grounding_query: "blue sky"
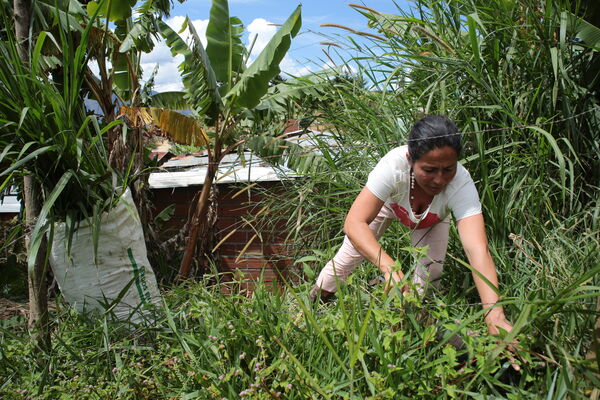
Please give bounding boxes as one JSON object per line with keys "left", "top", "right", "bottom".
{"left": 140, "top": 0, "right": 412, "bottom": 91}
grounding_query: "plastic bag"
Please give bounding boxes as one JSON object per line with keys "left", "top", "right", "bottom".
{"left": 49, "top": 189, "right": 161, "bottom": 324}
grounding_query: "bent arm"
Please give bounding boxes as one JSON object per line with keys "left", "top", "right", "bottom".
{"left": 457, "top": 214, "right": 512, "bottom": 334}
{"left": 344, "top": 187, "right": 403, "bottom": 288}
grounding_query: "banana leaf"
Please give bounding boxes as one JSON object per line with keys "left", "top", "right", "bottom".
{"left": 206, "top": 0, "right": 245, "bottom": 89}
{"left": 158, "top": 18, "right": 221, "bottom": 120}
{"left": 225, "top": 5, "right": 301, "bottom": 109}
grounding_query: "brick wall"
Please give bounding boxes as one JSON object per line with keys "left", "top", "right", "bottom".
{"left": 0, "top": 213, "right": 17, "bottom": 222}
{"left": 151, "top": 182, "right": 296, "bottom": 292}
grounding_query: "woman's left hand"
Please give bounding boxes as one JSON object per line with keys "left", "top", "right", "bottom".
{"left": 485, "top": 308, "right": 521, "bottom": 370}
{"left": 484, "top": 308, "right": 513, "bottom": 335}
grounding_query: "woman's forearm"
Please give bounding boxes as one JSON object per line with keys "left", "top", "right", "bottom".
{"left": 467, "top": 249, "right": 512, "bottom": 333}
{"left": 344, "top": 188, "right": 404, "bottom": 286}
{"left": 344, "top": 220, "right": 404, "bottom": 284}
{"left": 457, "top": 214, "right": 512, "bottom": 333}
{"left": 468, "top": 250, "right": 501, "bottom": 307}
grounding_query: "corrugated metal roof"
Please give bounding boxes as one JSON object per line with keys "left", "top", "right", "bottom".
{"left": 148, "top": 129, "right": 339, "bottom": 189}
{"left": 0, "top": 188, "right": 20, "bottom": 213}
{"left": 1, "top": 129, "right": 339, "bottom": 206}
{"left": 148, "top": 151, "right": 300, "bottom": 189}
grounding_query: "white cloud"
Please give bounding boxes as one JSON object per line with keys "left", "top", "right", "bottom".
{"left": 245, "top": 18, "right": 314, "bottom": 78}
{"left": 280, "top": 55, "right": 313, "bottom": 77}
{"left": 167, "top": 16, "right": 209, "bottom": 47}
{"left": 246, "top": 18, "right": 277, "bottom": 57}
{"left": 141, "top": 56, "right": 184, "bottom": 92}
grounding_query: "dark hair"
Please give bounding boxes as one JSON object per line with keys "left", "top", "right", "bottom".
{"left": 407, "top": 115, "right": 462, "bottom": 161}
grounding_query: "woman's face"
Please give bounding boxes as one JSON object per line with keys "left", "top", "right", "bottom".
{"left": 408, "top": 146, "right": 459, "bottom": 196}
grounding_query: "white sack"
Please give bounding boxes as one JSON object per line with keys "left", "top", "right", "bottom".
{"left": 49, "top": 189, "right": 161, "bottom": 324}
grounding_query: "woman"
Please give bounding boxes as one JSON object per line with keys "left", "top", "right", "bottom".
{"left": 311, "top": 115, "right": 512, "bottom": 335}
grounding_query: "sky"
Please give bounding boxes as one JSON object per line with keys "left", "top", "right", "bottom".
{"left": 140, "top": 0, "right": 413, "bottom": 92}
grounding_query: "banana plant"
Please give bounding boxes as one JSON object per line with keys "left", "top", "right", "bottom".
{"left": 122, "top": 0, "right": 302, "bottom": 280}
{"left": 85, "top": 0, "right": 178, "bottom": 104}
{"left": 79, "top": 0, "right": 187, "bottom": 236}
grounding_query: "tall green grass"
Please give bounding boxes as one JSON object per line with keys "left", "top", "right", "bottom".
{"left": 257, "top": 0, "right": 599, "bottom": 244}
{"left": 0, "top": 7, "right": 136, "bottom": 268}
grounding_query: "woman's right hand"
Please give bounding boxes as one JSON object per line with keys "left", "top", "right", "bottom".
{"left": 383, "top": 269, "right": 406, "bottom": 294}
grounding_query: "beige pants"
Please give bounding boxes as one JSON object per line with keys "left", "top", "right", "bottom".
{"left": 315, "top": 203, "right": 450, "bottom": 294}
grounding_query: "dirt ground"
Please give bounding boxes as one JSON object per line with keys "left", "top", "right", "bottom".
{"left": 0, "top": 298, "right": 28, "bottom": 320}
{"left": 0, "top": 298, "right": 57, "bottom": 320}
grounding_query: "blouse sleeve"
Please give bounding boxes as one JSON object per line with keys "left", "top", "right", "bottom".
{"left": 365, "top": 152, "right": 398, "bottom": 202}
{"left": 447, "top": 167, "right": 482, "bottom": 221}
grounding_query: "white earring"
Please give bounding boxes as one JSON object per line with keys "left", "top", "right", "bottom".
{"left": 410, "top": 170, "right": 415, "bottom": 201}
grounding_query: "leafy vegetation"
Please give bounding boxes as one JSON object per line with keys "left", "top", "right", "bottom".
{"left": 254, "top": 0, "right": 599, "bottom": 244}
{"left": 1, "top": 237, "right": 598, "bottom": 399}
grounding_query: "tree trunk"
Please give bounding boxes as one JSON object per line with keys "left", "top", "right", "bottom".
{"left": 13, "top": 0, "right": 30, "bottom": 61}
{"left": 176, "top": 160, "right": 218, "bottom": 281}
{"left": 23, "top": 176, "right": 50, "bottom": 350}
{"left": 15, "top": 0, "right": 50, "bottom": 351}
{"left": 176, "top": 119, "right": 223, "bottom": 281}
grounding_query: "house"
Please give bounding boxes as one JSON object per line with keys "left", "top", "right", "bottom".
{"left": 148, "top": 149, "right": 302, "bottom": 292}
{"left": 0, "top": 187, "right": 20, "bottom": 264}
